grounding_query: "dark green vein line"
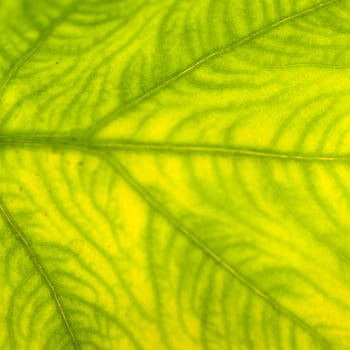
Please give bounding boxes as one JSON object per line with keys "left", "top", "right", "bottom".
{"left": 0, "top": 197, "right": 79, "bottom": 350}
{"left": 87, "top": 0, "right": 339, "bottom": 136}
{"left": 0, "top": 135, "right": 349, "bottom": 163}
{"left": 102, "top": 154, "right": 331, "bottom": 349}
{"left": 60, "top": 293, "right": 143, "bottom": 350}
{"left": 145, "top": 213, "right": 174, "bottom": 350}
{"left": 0, "top": 0, "right": 79, "bottom": 102}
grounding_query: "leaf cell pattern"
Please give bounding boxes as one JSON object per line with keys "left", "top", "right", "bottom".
{"left": 1, "top": 0, "right": 350, "bottom": 349}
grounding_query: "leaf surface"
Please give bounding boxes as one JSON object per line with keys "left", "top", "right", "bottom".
{"left": 1, "top": 0, "right": 350, "bottom": 349}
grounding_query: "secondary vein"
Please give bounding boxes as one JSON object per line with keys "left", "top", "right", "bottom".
{"left": 0, "top": 197, "right": 79, "bottom": 349}
{"left": 87, "top": 0, "right": 339, "bottom": 136}
{"left": 0, "top": 0, "right": 79, "bottom": 101}
{"left": 104, "top": 154, "right": 331, "bottom": 349}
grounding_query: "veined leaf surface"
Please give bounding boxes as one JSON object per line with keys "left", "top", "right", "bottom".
{"left": 1, "top": 0, "right": 350, "bottom": 349}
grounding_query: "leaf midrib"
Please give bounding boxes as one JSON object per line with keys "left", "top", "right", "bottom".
{"left": 0, "top": 135, "right": 348, "bottom": 163}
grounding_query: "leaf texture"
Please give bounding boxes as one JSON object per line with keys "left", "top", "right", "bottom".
{"left": 1, "top": 0, "right": 350, "bottom": 349}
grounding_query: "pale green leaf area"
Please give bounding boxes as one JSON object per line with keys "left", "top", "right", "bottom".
{"left": 1, "top": 0, "right": 350, "bottom": 349}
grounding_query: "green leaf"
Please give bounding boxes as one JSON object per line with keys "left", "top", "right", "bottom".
{"left": 1, "top": 0, "right": 350, "bottom": 348}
